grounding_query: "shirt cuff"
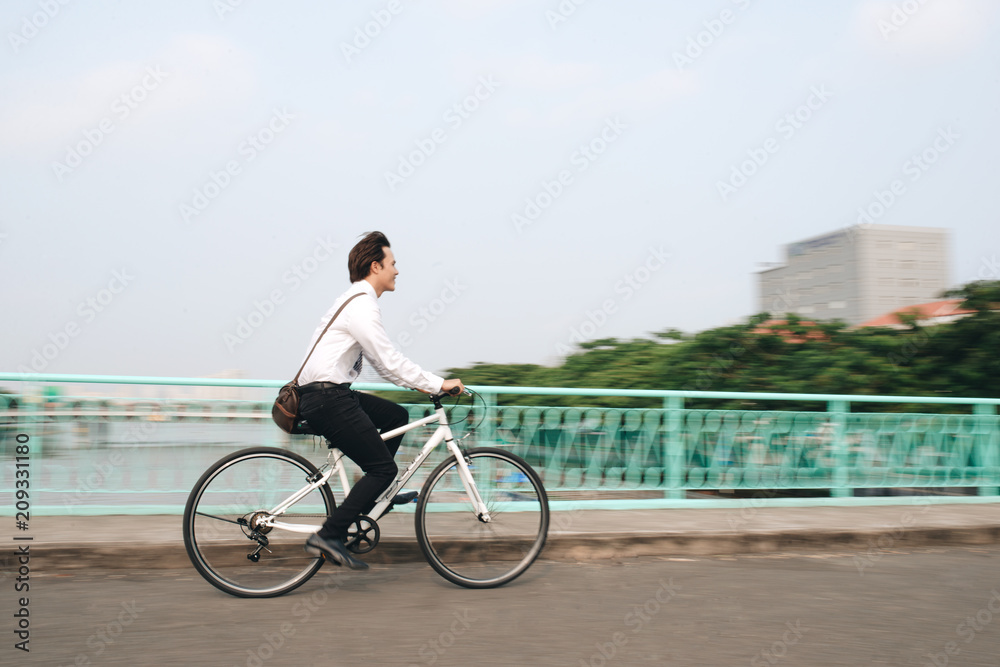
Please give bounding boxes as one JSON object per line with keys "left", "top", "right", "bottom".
{"left": 426, "top": 374, "right": 445, "bottom": 394}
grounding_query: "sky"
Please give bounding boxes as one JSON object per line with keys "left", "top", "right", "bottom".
{"left": 1, "top": 0, "right": 998, "bottom": 383}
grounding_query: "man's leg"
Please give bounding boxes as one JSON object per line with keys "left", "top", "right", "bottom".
{"left": 298, "top": 388, "right": 405, "bottom": 539}
{"left": 355, "top": 392, "right": 415, "bottom": 508}
{"left": 355, "top": 391, "right": 409, "bottom": 458}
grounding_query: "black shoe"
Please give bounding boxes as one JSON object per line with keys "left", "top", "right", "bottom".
{"left": 305, "top": 533, "right": 369, "bottom": 570}
{"left": 383, "top": 491, "right": 418, "bottom": 516}
{"left": 391, "top": 491, "right": 418, "bottom": 505}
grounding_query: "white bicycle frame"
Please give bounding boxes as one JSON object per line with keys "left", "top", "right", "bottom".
{"left": 260, "top": 402, "right": 489, "bottom": 534}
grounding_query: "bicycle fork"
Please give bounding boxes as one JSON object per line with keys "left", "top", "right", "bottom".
{"left": 446, "top": 437, "right": 491, "bottom": 522}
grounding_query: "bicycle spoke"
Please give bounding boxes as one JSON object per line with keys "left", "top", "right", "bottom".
{"left": 194, "top": 511, "right": 243, "bottom": 525}
{"left": 183, "top": 448, "right": 334, "bottom": 598}
{"left": 416, "top": 448, "right": 549, "bottom": 588}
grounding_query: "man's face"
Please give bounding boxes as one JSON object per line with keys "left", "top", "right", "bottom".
{"left": 371, "top": 247, "right": 398, "bottom": 294}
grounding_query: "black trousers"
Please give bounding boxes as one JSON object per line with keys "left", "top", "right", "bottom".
{"left": 297, "top": 385, "right": 408, "bottom": 539}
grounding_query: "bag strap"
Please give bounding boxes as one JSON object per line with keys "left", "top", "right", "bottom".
{"left": 292, "top": 292, "right": 365, "bottom": 384}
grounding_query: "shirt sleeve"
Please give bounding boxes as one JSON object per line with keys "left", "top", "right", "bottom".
{"left": 347, "top": 295, "right": 445, "bottom": 393}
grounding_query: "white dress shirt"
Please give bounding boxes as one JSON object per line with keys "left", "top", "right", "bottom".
{"left": 297, "top": 280, "right": 444, "bottom": 393}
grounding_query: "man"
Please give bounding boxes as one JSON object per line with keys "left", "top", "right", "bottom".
{"left": 297, "top": 231, "right": 464, "bottom": 570}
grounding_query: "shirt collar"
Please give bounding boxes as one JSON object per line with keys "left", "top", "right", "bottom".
{"left": 352, "top": 280, "right": 377, "bottom": 299}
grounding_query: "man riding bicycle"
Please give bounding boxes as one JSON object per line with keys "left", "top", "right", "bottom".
{"left": 297, "top": 231, "right": 464, "bottom": 570}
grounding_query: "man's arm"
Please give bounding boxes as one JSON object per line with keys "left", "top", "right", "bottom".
{"left": 348, "top": 296, "right": 448, "bottom": 393}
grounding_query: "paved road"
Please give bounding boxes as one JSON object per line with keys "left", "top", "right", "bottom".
{"left": 12, "top": 547, "right": 1000, "bottom": 667}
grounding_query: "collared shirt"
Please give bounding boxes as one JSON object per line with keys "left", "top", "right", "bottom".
{"left": 298, "top": 280, "right": 444, "bottom": 393}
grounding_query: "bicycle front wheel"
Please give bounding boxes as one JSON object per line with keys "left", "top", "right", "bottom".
{"left": 415, "top": 447, "right": 549, "bottom": 588}
{"left": 183, "top": 447, "right": 335, "bottom": 598}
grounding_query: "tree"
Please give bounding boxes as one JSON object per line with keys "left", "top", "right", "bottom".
{"left": 443, "top": 280, "right": 1000, "bottom": 407}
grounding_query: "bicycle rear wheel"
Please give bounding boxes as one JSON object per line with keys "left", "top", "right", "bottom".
{"left": 415, "top": 447, "right": 549, "bottom": 588}
{"left": 183, "top": 447, "right": 334, "bottom": 598}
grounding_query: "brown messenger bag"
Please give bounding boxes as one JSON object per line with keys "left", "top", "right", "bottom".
{"left": 271, "top": 292, "right": 364, "bottom": 434}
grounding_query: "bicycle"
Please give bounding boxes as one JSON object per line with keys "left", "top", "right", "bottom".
{"left": 182, "top": 388, "right": 549, "bottom": 598}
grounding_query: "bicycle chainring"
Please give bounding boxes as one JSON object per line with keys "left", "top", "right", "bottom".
{"left": 344, "top": 515, "right": 379, "bottom": 554}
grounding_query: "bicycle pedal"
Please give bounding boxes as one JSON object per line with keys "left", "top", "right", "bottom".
{"left": 391, "top": 491, "right": 418, "bottom": 505}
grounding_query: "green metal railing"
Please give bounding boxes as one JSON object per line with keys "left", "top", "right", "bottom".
{"left": 1, "top": 372, "right": 998, "bottom": 514}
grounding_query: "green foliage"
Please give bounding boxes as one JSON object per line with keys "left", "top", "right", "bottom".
{"left": 446, "top": 280, "right": 1000, "bottom": 409}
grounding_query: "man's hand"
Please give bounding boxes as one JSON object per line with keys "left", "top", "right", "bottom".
{"left": 441, "top": 378, "right": 465, "bottom": 395}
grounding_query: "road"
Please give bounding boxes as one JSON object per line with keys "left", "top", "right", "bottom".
{"left": 11, "top": 546, "right": 1000, "bottom": 667}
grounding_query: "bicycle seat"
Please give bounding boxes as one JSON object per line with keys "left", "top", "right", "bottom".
{"left": 294, "top": 419, "right": 319, "bottom": 436}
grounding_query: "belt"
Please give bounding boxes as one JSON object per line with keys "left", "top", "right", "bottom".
{"left": 299, "top": 381, "right": 351, "bottom": 394}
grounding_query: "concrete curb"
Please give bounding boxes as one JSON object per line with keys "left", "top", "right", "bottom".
{"left": 31, "top": 525, "right": 1000, "bottom": 572}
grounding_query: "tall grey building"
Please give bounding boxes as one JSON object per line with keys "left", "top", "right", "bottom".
{"left": 757, "top": 224, "right": 950, "bottom": 326}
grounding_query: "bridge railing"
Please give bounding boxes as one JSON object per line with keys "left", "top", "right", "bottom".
{"left": 1, "top": 373, "right": 998, "bottom": 514}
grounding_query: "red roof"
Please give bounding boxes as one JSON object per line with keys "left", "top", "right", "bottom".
{"left": 858, "top": 299, "right": 974, "bottom": 328}
{"left": 752, "top": 319, "right": 827, "bottom": 343}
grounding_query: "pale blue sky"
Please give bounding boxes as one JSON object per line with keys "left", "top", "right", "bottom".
{"left": 2, "top": 0, "right": 998, "bottom": 381}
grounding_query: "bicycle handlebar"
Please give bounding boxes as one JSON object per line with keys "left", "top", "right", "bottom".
{"left": 429, "top": 386, "right": 472, "bottom": 401}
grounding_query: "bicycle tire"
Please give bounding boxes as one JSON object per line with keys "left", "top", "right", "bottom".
{"left": 183, "top": 446, "right": 335, "bottom": 598}
{"left": 415, "top": 447, "right": 549, "bottom": 588}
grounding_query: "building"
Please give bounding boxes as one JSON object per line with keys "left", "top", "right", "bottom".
{"left": 757, "top": 224, "right": 950, "bottom": 326}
